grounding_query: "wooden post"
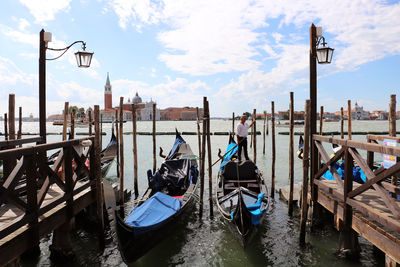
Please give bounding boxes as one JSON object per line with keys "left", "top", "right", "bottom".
{"left": 196, "top": 107, "right": 201, "bottom": 161}
{"left": 93, "top": 105, "right": 105, "bottom": 248}
{"left": 100, "top": 114, "right": 103, "bottom": 148}
{"left": 88, "top": 109, "right": 92, "bottom": 137}
{"left": 389, "top": 94, "right": 397, "bottom": 196}
{"left": 63, "top": 102, "right": 69, "bottom": 141}
{"left": 232, "top": 112, "right": 235, "bottom": 134}
{"left": 70, "top": 109, "right": 75, "bottom": 139}
{"left": 253, "top": 109, "right": 257, "bottom": 164}
{"left": 9, "top": 94, "right": 15, "bottom": 140}
{"left": 263, "top": 111, "right": 266, "bottom": 155}
{"left": 18, "top": 107, "right": 22, "bottom": 140}
{"left": 119, "top": 97, "right": 124, "bottom": 204}
{"left": 299, "top": 99, "right": 311, "bottom": 244}
{"left": 206, "top": 100, "right": 213, "bottom": 217}
{"left": 4, "top": 113, "right": 8, "bottom": 141}
{"left": 340, "top": 107, "right": 344, "bottom": 139}
{"left": 266, "top": 112, "right": 269, "bottom": 135}
{"left": 347, "top": 100, "right": 352, "bottom": 140}
{"left": 271, "top": 101, "right": 276, "bottom": 198}
{"left": 132, "top": 104, "right": 138, "bottom": 198}
{"left": 200, "top": 97, "right": 207, "bottom": 207}
{"left": 152, "top": 103, "right": 156, "bottom": 174}
{"left": 115, "top": 108, "right": 120, "bottom": 178}
{"left": 338, "top": 144, "right": 360, "bottom": 257}
{"left": 288, "top": 92, "right": 294, "bottom": 215}
{"left": 319, "top": 106, "right": 323, "bottom": 135}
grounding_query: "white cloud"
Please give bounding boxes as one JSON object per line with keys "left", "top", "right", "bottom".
{"left": 19, "top": 0, "right": 72, "bottom": 25}
{"left": 18, "top": 18, "right": 30, "bottom": 31}
{"left": 0, "top": 56, "right": 36, "bottom": 86}
{"left": 0, "top": 25, "right": 37, "bottom": 48}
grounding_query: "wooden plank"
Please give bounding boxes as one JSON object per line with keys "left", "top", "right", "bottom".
{"left": 314, "top": 147, "right": 345, "bottom": 180}
{"left": 382, "top": 181, "right": 400, "bottom": 195}
{"left": 0, "top": 137, "right": 42, "bottom": 149}
{"left": 132, "top": 104, "right": 138, "bottom": 198}
{"left": 340, "top": 107, "right": 344, "bottom": 139}
{"left": 62, "top": 102, "right": 69, "bottom": 141}
{"left": 314, "top": 140, "right": 343, "bottom": 188}
{"left": 271, "top": 101, "right": 276, "bottom": 198}
{"left": 348, "top": 161, "right": 400, "bottom": 198}
{"left": 2, "top": 157, "right": 25, "bottom": 190}
{"left": 347, "top": 100, "right": 352, "bottom": 140}
{"left": 368, "top": 135, "right": 400, "bottom": 143}
{"left": 313, "top": 135, "right": 400, "bottom": 157}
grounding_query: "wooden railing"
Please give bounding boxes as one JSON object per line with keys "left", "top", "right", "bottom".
{"left": 312, "top": 135, "right": 400, "bottom": 233}
{"left": 0, "top": 137, "right": 99, "bottom": 242}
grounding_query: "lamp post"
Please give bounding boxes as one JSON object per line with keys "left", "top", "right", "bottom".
{"left": 309, "top": 24, "right": 334, "bottom": 213}
{"left": 39, "top": 29, "right": 93, "bottom": 143}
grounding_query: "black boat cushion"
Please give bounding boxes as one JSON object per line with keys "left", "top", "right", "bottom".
{"left": 222, "top": 160, "right": 257, "bottom": 180}
{"left": 153, "top": 159, "right": 190, "bottom": 196}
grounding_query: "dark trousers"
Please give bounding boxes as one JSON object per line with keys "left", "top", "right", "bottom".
{"left": 237, "top": 136, "right": 249, "bottom": 161}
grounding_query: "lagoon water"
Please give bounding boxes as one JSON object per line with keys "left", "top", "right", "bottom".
{"left": 19, "top": 119, "right": 395, "bottom": 266}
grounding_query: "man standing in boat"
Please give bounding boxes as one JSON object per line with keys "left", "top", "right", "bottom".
{"left": 236, "top": 115, "right": 256, "bottom": 161}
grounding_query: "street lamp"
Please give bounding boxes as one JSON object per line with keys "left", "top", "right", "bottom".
{"left": 308, "top": 24, "right": 334, "bottom": 224}
{"left": 39, "top": 29, "right": 94, "bottom": 143}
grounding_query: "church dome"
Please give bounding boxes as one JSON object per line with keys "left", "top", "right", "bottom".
{"left": 132, "top": 92, "right": 142, "bottom": 104}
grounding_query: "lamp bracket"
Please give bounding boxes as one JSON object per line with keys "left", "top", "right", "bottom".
{"left": 46, "top": 41, "right": 87, "bottom": 61}
{"left": 316, "top": 36, "right": 327, "bottom": 47}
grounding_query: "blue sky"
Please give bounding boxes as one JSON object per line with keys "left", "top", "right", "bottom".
{"left": 0, "top": 0, "right": 399, "bottom": 117}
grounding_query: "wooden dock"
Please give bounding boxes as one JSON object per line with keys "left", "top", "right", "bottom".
{"left": 308, "top": 134, "right": 400, "bottom": 264}
{"left": 0, "top": 135, "right": 103, "bottom": 266}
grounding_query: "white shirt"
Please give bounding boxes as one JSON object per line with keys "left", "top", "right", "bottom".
{"left": 237, "top": 122, "right": 250, "bottom": 137}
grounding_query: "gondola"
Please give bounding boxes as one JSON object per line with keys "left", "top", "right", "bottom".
{"left": 111, "top": 131, "right": 199, "bottom": 263}
{"left": 216, "top": 134, "right": 269, "bottom": 247}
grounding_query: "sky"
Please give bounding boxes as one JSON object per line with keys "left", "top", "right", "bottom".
{"left": 0, "top": 0, "right": 399, "bottom": 118}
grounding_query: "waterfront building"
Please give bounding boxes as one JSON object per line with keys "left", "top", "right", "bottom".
{"left": 352, "top": 102, "right": 370, "bottom": 120}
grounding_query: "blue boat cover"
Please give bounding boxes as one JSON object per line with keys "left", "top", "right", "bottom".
{"left": 323, "top": 162, "right": 366, "bottom": 183}
{"left": 230, "top": 193, "right": 265, "bottom": 225}
{"left": 219, "top": 141, "right": 238, "bottom": 171}
{"left": 125, "top": 192, "right": 181, "bottom": 230}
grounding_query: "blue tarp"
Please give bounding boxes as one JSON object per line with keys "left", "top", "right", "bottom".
{"left": 322, "top": 162, "right": 366, "bottom": 183}
{"left": 219, "top": 141, "right": 238, "bottom": 171}
{"left": 230, "top": 193, "right": 265, "bottom": 225}
{"left": 125, "top": 192, "right": 181, "bottom": 231}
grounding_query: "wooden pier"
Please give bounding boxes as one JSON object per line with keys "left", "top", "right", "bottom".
{"left": 0, "top": 135, "right": 103, "bottom": 266}
{"left": 308, "top": 134, "right": 400, "bottom": 264}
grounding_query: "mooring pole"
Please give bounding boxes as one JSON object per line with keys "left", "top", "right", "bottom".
{"left": 152, "top": 103, "right": 157, "bottom": 174}
{"left": 4, "top": 113, "right": 8, "bottom": 141}
{"left": 263, "top": 111, "right": 266, "bottom": 155}
{"left": 93, "top": 105, "right": 105, "bottom": 249}
{"left": 18, "top": 107, "right": 22, "bottom": 141}
{"left": 71, "top": 109, "right": 75, "bottom": 139}
{"left": 63, "top": 102, "right": 69, "bottom": 141}
{"left": 200, "top": 97, "right": 207, "bottom": 209}
{"left": 196, "top": 107, "right": 201, "bottom": 161}
{"left": 253, "top": 109, "right": 257, "bottom": 164}
{"left": 119, "top": 97, "right": 124, "bottom": 204}
{"left": 299, "top": 99, "right": 311, "bottom": 244}
{"left": 100, "top": 114, "right": 103, "bottom": 148}
{"left": 115, "top": 108, "right": 120, "bottom": 178}
{"left": 9, "top": 94, "right": 15, "bottom": 141}
{"left": 389, "top": 94, "right": 397, "bottom": 197}
{"left": 319, "top": 106, "right": 323, "bottom": 135}
{"left": 271, "top": 101, "right": 275, "bottom": 198}
{"left": 340, "top": 107, "right": 344, "bottom": 139}
{"left": 132, "top": 104, "right": 138, "bottom": 198}
{"left": 347, "top": 100, "right": 352, "bottom": 140}
{"left": 88, "top": 109, "right": 92, "bottom": 137}
{"left": 206, "top": 100, "right": 213, "bottom": 218}
{"left": 288, "top": 92, "right": 294, "bottom": 216}
{"left": 39, "top": 29, "right": 46, "bottom": 144}
{"left": 232, "top": 112, "right": 235, "bottom": 134}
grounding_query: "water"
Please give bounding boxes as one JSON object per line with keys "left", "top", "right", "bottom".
{"left": 18, "top": 120, "right": 394, "bottom": 266}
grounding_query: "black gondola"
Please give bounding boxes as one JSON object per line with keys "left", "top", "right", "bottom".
{"left": 110, "top": 131, "right": 199, "bottom": 263}
{"left": 216, "top": 134, "right": 269, "bottom": 247}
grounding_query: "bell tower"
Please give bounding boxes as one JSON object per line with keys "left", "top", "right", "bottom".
{"left": 104, "top": 72, "right": 112, "bottom": 110}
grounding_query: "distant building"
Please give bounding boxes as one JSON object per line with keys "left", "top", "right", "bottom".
{"left": 352, "top": 102, "right": 370, "bottom": 120}
{"left": 160, "top": 107, "right": 203, "bottom": 120}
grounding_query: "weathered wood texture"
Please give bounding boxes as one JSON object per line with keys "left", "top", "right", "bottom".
{"left": 119, "top": 98, "right": 124, "bottom": 203}
{"left": 340, "top": 107, "right": 344, "bottom": 139}
{"left": 289, "top": 92, "right": 294, "bottom": 215}
{"left": 153, "top": 103, "right": 156, "bottom": 174}
{"left": 132, "top": 104, "right": 138, "bottom": 198}
{"left": 299, "top": 99, "right": 310, "bottom": 244}
{"left": 253, "top": 108, "right": 256, "bottom": 164}
{"left": 271, "top": 101, "right": 276, "bottom": 198}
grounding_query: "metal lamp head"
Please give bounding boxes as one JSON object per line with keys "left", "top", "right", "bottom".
{"left": 75, "top": 50, "right": 94, "bottom": 68}
{"left": 316, "top": 44, "right": 334, "bottom": 64}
